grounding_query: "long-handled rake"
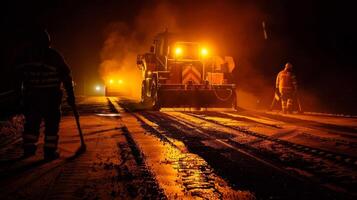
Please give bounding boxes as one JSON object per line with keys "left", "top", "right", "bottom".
{"left": 71, "top": 104, "right": 86, "bottom": 157}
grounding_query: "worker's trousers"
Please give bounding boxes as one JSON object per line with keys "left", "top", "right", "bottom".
{"left": 22, "top": 90, "right": 62, "bottom": 154}
{"left": 280, "top": 88, "right": 294, "bottom": 113}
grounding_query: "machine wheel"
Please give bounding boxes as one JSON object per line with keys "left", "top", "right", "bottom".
{"left": 232, "top": 91, "right": 238, "bottom": 111}
{"left": 141, "top": 81, "right": 148, "bottom": 103}
{"left": 150, "top": 80, "right": 161, "bottom": 111}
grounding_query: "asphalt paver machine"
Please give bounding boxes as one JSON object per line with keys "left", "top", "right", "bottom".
{"left": 137, "top": 30, "right": 237, "bottom": 110}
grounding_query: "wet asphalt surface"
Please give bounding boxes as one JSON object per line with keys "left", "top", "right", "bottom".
{"left": 0, "top": 96, "right": 356, "bottom": 199}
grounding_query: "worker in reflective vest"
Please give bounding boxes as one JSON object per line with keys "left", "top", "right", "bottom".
{"left": 275, "top": 62, "right": 298, "bottom": 114}
{"left": 15, "top": 29, "right": 75, "bottom": 160}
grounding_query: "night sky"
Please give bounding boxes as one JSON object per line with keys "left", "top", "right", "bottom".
{"left": 1, "top": 0, "right": 356, "bottom": 114}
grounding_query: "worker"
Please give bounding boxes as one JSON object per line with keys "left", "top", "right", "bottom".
{"left": 275, "top": 62, "right": 298, "bottom": 114}
{"left": 15, "top": 29, "right": 75, "bottom": 160}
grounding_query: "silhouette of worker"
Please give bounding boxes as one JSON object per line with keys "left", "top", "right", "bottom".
{"left": 15, "top": 29, "right": 75, "bottom": 160}
{"left": 275, "top": 62, "right": 298, "bottom": 114}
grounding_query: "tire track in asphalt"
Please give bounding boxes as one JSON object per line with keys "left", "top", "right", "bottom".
{"left": 135, "top": 110, "right": 350, "bottom": 200}
{"left": 113, "top": 98, "right": 254, "bottom": 199}
{"left": 169, "top": 111, "right": 357, "bottom": 196}
{"left": 239, "top": 111, "right": 357, "bottom": 138}
{"left": 185, "top": 111, "right": 357, "bottom": 167}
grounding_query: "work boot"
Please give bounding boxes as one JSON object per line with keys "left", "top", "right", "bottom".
{"left": 44, "top": 151, "right": 60, "bottom": 161}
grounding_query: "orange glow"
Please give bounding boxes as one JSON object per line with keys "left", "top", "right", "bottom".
{"left": 175, "top": 47, "right": 182, "bottom": 55}
{"left": 201, "top": 48, "right": 208, "bottom": 57}
{"left": 118, "top": 79, "right": 123, "bottom": 84}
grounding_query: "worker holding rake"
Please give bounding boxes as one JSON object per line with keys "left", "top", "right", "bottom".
{"left": 15, "top": 28, "right": 81, "bottom": 160}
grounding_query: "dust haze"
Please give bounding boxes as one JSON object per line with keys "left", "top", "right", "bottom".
{"left": 99, "top": 0, "right": 323, "bottom": 112}
{"left": 99, "top": 2, "right": 178, "bottom": 99}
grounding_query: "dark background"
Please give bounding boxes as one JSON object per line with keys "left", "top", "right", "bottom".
{"left": 1, "top": 0, "right": 356, "bottom": 114}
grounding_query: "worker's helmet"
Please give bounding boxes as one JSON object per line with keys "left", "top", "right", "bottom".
{"left": 30, "top": 29, "right": 51, "bottom": 48}
{"left": 284, "top": 62, "right": 293, "bottom": 71}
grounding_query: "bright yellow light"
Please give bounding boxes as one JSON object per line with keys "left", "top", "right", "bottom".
{"left": 175, "top": 47, "right": 182, "bottom": 55}
{"left": 201, "top": 48, "right": 208, "bottom": 56}
{"left": 95, "top": 85, "right": 101, "bottom": 91}
{"left": 109, "top": 79, "right": 114, "bottom": 84}
{"left": 118, "top": 79, "right": 123, "bottom": 84}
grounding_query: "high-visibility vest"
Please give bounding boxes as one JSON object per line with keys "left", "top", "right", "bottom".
{"left": 15, "top": 48, "right": 74, "bottom": 97}
{"left": 16, "top": 62, "right": 61, "bottom": 89}
{"left": 276, "top": 70, "right": 297, "bottom": 91}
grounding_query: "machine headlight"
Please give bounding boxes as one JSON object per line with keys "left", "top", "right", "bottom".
{"left": 200, "top": 48, "right": 208, "bottom": 57}
{"left": 175, "top": 47, "right": 182, "bottom": 55}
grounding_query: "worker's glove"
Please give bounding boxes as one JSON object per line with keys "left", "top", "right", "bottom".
{"left": 67, "top": 94, "right": 76, "bottom": 107}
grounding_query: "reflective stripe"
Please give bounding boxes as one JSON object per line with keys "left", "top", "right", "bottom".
{"left": 23, "top": 134, "right": 38, "bottom": 140}
{"left": 18, "top": 61, "right": 63, "bottom": 89}
{"left": 23, "top": 69, "right": 61, "bottom": 88}
{"left": 282, "top": 101, "right": 287, "bottom": 108}
{"left": 45, "top": 135, "right": 59, "bottom": 141}
{"left": 0, "top": 90, "right": 16, "bottom": 97}
{"left": 182, "top": 66, "right": 201, "bottom": 84}
{"left": 27, "top": 80, "right": 60, "bottom": 86}
{"left": 44, "top": 143, "right": 57, "bottom": 148}
{"left": 26, "top": 77, "right": 60, "bottom": 82}
{"left": 287, "top": 99, "right": 293, "bottom": 108}
{"left": 17, "top": 63, "right": 57, "bottom": 71}
{"left": 23, "top": 143, "right": 36, "bottom": 146}
{"left": 28, "top": 80, "right": 40, "bottom": 84}
{"left": 280, "top": 86, "right": 293, "bottom": 89}
{"left": 28, "top": 71, "right": 58, "bottom": 76}
{"left": 25, "top": 72, "right": 59, "bottom": 78}
{"left": 28, "top": 84, "right": 60, "bottom": 88}
{"left": 43, "top": 78, "right": 60, "bottom": 82}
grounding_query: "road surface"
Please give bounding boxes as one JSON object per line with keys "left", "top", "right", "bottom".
{"left": 0, "top": 96, "right": 356, "bottom": 199}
